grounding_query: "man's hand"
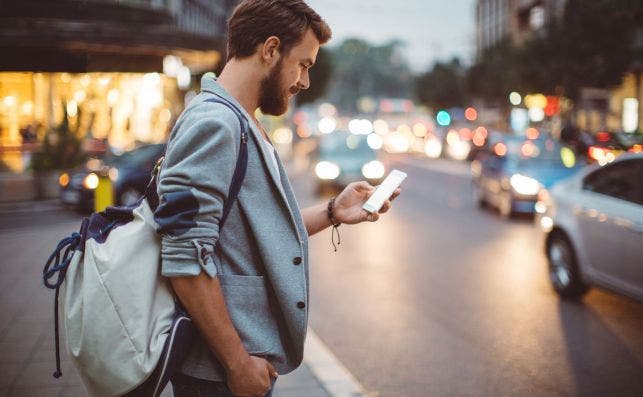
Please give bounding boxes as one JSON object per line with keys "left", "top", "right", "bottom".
{"left": 334, "top": 181, "right": 401, "bottom": 224}
{"left": 227, "top": 355, "right": 278, "bottom": 397}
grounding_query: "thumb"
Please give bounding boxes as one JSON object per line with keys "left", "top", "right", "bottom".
{"left": 352, "top": 181, "right": 374, "bottom": 193}
{"left": 267, "top": 361, "right": 278, "bottom": 378}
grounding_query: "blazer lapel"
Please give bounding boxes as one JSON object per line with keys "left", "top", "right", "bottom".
{"left": 200, "top": 78, "right": 293, "bottom": 220}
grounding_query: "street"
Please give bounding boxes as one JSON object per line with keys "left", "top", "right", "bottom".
{"left": 294, "top": 154, "right": 643, "bottom": 397}
{"left": 1, "top": 154, "right": 642, "bottom": 396}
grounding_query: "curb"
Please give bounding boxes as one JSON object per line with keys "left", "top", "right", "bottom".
{"left": 304, "top": 328, "right": 375, "bottom": 397}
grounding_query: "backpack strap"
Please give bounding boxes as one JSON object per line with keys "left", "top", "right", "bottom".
{"left": 146, "top": 96, "right": 249, "bottom": 231}
{"left": 203, "top": 96, "right": 249, "bottom": 230}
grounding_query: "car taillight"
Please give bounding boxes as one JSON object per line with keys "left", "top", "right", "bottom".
{"left": 629, "top": 144, "right": 642, "bottom": 153}
{"left": 588, "top": 146, "right": 605, "bottom": 160}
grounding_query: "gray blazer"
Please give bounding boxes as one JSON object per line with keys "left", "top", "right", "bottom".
{"left": 155, "top": 74, "right": 310, "bottom": 381}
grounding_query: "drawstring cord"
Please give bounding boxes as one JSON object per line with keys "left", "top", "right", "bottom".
{"left": 43, "top": 232, "right": 81, "bottom": 379}
{"left": 331, "top": 223, "right": 341, "bottom": 251}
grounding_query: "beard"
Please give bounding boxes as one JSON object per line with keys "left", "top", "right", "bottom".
{"left": 259, "top": 59, "right": 298, "bottom": 116}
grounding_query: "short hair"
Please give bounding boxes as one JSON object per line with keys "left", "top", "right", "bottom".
{"left": 227, "top": 0, "right": 332, "bottom": 60}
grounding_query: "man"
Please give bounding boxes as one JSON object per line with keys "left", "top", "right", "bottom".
{"left": 155, "top": 1, "right": 401, "bottom": 396}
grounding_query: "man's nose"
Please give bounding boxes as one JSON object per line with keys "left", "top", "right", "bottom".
{"left": 298, "top": 71, "right": 310, "bottom": 90}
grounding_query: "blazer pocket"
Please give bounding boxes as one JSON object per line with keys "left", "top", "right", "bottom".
{"left": 217, "top": 275, "right": 279, "bottom": 356}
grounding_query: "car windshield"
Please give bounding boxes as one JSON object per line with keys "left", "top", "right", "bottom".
{"left": 319, "top": 133, "right": 375, "bottom": 159}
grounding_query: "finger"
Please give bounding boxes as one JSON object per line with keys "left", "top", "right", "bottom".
{"left": 378, "top": 200, "right": 391, "bottom": 214}
{"left": 366, "top": 211, "right": 380, "bottom": 222}
{"left": 390, "top": 188, "right": 401, "bottom": 201}
{"left": 267, "top": 362, "right": 278, "bottom": 378}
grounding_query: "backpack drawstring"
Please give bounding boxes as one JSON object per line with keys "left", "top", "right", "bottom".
{"left": 43, "top": 232, "right": 81, "bottom": 378}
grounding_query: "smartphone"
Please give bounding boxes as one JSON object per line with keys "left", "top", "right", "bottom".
{"left": 362, "top": 169, "right": 407, "bottom": 214}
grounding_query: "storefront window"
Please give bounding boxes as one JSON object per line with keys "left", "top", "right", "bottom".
{"left": 0, "top": 72, "right": 182, "bottom": 172}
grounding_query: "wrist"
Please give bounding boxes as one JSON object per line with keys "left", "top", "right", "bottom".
{"left": 222, "top": 346, "right": 251, "bottom": 374}
{"left": 327, "top": 197, "right": 341, "bottom": 226}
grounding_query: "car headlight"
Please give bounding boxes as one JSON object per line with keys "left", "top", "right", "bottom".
{"left": 59, "top": 173, "right": 70, "bottom": 187}
{"left": 362, "top": 160, "right": 385, "bottom": 179}
{"left": 424, "top": 139, "right": 442, "bottom": 159}
{"left": 510, "top": 174, "right": 540, "bottom": 196}
{"left": 315, "top": 161, "right": 340, "bottom": 180}
{"left": 447, "top": 140, "right": 471, "bottom": 160}
{"left": 83, "top": 173, "right": 99, "bottom": 190}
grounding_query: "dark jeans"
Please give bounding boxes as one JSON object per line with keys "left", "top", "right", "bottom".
{"left": 171, "top": 372, "right": 275, "bottom": 397}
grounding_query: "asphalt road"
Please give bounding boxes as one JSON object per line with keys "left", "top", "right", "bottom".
{"left": 292, "top": 154, "right": 643, "bottom": 397}
{"left": 1, "top": 153, "right": 642, "bottom": 397}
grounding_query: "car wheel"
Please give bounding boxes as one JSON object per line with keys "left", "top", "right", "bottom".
{"left": 499, "top": 191, "right": 514, "bottom": 219}
{"left": 119, "top": 187, "right": 142, "bottom": 206}
{"left": 547, "top": 233, "right": 586, "bottom": 299}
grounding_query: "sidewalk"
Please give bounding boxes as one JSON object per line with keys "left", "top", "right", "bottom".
{"left": 0, "top": 200, "right": 369, "bottom": 397}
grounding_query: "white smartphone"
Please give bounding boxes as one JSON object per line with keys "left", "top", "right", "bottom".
{"left": 362, "top": 169, "right": 407, "bottom": 214}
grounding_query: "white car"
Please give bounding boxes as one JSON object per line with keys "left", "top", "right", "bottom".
{"left": 538, "top": 153, "right": 643, "bottom": 301}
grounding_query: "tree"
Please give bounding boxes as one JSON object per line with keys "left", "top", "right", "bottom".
{"left": 326, "top": 38, "right": 413, "bottom": 113}
{"left": 416, "top": 57, "right": 466, "bottom": 110}
{"left": 553, "top": 0, "right": 640, "bottom": 99}
{"left": 465, "top": 39, "right": 522, "bottom": 105}
{"left": 467, "top": 0, "right": 642, "bottom": 103}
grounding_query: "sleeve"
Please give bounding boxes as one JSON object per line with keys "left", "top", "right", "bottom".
{"left": 154, "top": 103, "right": 240, "bottom": 278}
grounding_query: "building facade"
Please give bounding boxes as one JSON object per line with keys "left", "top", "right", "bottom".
{"left": 476, "top": 0, "right": 566, "bottom": 57}
{"left": 475, "top": 0, "right": 642, "bottom": 133}
{"left": 0, "top": 0, "right": 238, "bottom": 172}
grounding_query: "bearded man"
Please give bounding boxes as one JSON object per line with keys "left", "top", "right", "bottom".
{"left": 154, "top": 1, "right": 400, "bottom": 396}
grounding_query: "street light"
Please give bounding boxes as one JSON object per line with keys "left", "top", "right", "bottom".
{"left": 509, "top": 92, "right": 521, "bottom": 106}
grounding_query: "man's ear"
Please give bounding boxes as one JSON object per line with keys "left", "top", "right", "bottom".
{"left": 261, "top": 36, "right": 281, "bottom": 65}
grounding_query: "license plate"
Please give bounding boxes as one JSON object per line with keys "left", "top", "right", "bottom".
{"left": 62, "top": 190, "right": 80, "bottom": 204}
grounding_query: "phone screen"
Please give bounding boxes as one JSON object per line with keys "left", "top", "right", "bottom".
{"left": 362, "top": 169, "right": 406, "bottom": 213}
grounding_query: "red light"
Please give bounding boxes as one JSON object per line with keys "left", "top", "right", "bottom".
{"left": 596, "top": 132, "right": 610, "bottom": 142}
{"left": 545, "top": 96, "right": 560, "bottom": 116}
{"left": 521, "top": 141, "right": 536, "bottom": 157}
{"left": 472, "top": 132, "right": 485, "bottom": 147}
{"left": 293, "top": 111, "right": 307, "bottom": 125}
{"left": 475, "top": 126, "right": 488, "bottom": 138}
{"left": 494, "top": 143, "right": 507, "bottom": 156}
{"left": 526, "top": 127, "right": 539, "bottom": 140}
{"left": 380, "top": 99, "right": 393, "bottom": 113}
{"left": 459, "top": 128, "right": 472, "bottom": 140}
{"left": 465, "top": 107, "right": 478, "bottom": 121}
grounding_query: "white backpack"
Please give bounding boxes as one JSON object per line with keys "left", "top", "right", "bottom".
{"left": 43, "top": 96, "right": 249, "bottom": 396}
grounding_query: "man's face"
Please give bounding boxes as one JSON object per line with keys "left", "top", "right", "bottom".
{"left": 259, "top": 29, "right": 320, "bottom": 116}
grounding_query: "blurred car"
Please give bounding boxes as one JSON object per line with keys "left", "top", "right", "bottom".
{"left": 538, "top": 153, "right": 643, "bottom": 301}
{"left": 59, "top": 143, "right": 166, "bottom": 211}
{"left": 472, "top": 135, "right": 582, "bottom": 218}
{"left": 313, "top": 131, "right": 385, "bottom": 194}
{"left": 586, "top": 131, "right": 643, "bottom": 165}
